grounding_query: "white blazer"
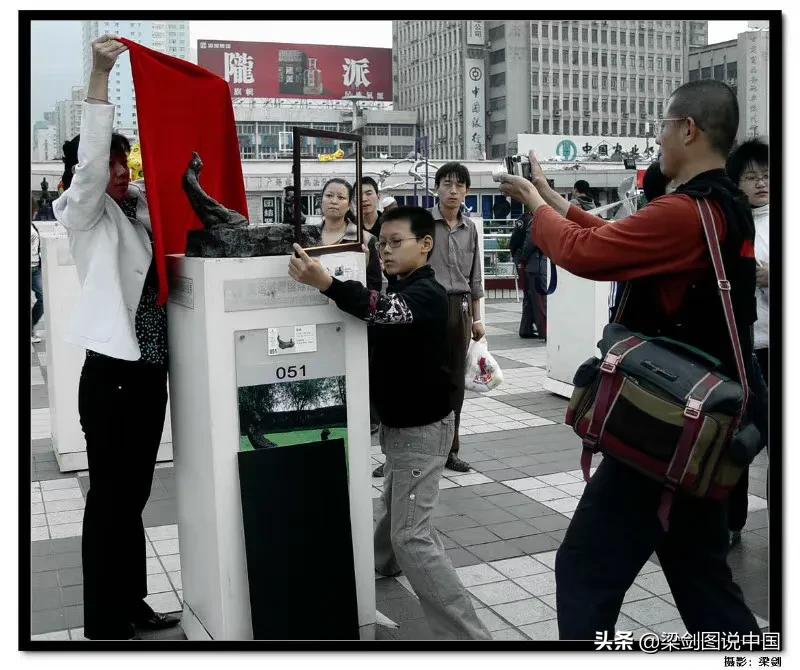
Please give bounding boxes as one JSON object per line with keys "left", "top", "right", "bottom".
{"left": 53, "top": 102, "right": 153, "bottom": 361}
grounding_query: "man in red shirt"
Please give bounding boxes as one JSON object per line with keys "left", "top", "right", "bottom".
{"left": 499, "top": 79, "right": 760, "bottom": 639}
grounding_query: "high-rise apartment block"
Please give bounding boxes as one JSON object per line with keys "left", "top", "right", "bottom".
{"left": 81, "top": 21, "right": 190, "bottom": 141}
{"left": 393, "top": 20, "right": 705, "bottom": 160}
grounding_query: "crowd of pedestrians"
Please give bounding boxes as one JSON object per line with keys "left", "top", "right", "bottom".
{"left": 40, "top": 35, "right": 770, "bottom": 642}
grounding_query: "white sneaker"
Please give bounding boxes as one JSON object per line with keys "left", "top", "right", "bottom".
{"left": 31, "top": 335, "right": 41, "bottom": 344}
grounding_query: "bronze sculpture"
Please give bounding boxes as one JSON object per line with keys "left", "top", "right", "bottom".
{"left": 182, "top": 152, "right": 321, "bottom": 257}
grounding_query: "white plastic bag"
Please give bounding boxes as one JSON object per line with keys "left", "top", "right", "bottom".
{"left": 464, "top": 337, "right": 504, "bottom": 393}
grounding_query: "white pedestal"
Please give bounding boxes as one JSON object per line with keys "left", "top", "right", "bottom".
{"left": 39, "top": 234, "right": 173, "bottom": 471}
{"left": 166, "top": 252, "right": 376, "bottom": 640}
{"left": 545, "top": 267, "right": 611, "bottom": 399}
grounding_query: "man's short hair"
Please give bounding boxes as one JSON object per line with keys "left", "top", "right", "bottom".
{"left": 642, "top": 161, "right": 669, "bottom": 202}
{"left": 380, "top": 206, "right": 436, "bottom": 258}
{"left": 361, "top": 176, "right": 380, "bottom": 194}
{"left": 573, "top": 179, "right": 590, "bottom": 194}
{"left": 61, "top": 132, "right": 131, "bottom": 190}
{"left": 726, "top": 138, "right": 769, "bottom": 185}
{"left": 434, "top": 162, "right": 471, "bottom": 189}
{"left": 667, "top": 80, "right": 739, "bottom": 157}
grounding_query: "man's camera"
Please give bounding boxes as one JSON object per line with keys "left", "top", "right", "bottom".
{"left": 492, "top": 155, "right": 533, "bottom": 183}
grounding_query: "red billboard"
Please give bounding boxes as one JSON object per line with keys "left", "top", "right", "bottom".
{"left": 197, "top": 40, "right": 393, "bottom": 101}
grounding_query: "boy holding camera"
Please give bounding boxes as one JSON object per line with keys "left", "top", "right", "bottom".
{"left": 288, "top": 206, "right": 490, "bottom": 640}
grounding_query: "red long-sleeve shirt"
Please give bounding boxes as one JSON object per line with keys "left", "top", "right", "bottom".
{"left": 532, "top": 194, "right": 727, "bottom": 317}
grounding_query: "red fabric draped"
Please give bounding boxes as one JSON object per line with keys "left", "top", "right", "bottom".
{"left": 120, "top": 39, "right": 248, "bottom": 304}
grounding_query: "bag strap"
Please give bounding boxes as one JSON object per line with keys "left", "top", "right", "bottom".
{"left": 694, "top": 198, "right": 750, "bottom": 413}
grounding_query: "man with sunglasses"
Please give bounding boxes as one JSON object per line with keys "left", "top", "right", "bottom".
{"left": 499, "top": 80, "right": 761, "bottom": 638}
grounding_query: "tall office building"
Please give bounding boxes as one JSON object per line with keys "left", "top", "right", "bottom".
{"left": 393, "top": 19, "right": 703, "bottom": 160}
{"left": 81, "top": 21, "right": 190, "bottom": 141}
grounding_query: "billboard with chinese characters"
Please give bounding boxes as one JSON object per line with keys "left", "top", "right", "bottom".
{"left": 464, "top": 58, "right": 486, "bottom": 160}
{"left": 197, "top": 40, "right": 392, "bottom": 101}
{"left": 737, "top": 30, "right": 769, "bottom": 140}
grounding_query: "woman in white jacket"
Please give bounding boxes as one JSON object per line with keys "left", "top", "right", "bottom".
{"left": 726, "top": 137, "right": 770, "bottom": 546}
{"left": 52, "top": 35, "right": 178, "bottom": 640}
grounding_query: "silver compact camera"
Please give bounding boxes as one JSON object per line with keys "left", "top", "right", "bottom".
{"left": 491, "top": 154, "right": 533, "bottom": 183}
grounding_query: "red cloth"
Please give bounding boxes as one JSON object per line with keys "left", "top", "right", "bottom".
{"left": 121, "top": 39, "right": 248, "bottom": 304}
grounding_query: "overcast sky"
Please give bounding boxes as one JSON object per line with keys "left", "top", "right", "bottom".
{"left": 30, "top": 19, "right": 754, "bottom": 123}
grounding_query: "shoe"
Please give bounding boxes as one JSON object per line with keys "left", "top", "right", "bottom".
{"left": 31, "top": 335, "right": 41, "bottom": 344}
{"left": 371, "top": 423, "right": 380, "bottom": 434}
{"left": 729, "top": 530, "right": 742, "bottom": 547}
{"left": 132, "top": 611, "right": 181, "bottom": 630}
{"left": 519, "top": 333, "right": 537, "bottom": 339}
{"left": 372, "top": 463, "right": 384, "bottom": 478}
{"left": 130, "top": 600, "right": 180, "bottom": 630}
{"left": 445, "top": 454, "right": 471, "bottom": 472}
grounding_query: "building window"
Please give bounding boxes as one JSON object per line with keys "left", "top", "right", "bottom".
{"left": 532, "top": 72, "right": 539, "bottom": 86}
{"left": 666, "top": 57, "right": 672, "bottom": 72}
{"left": 542, "top": 24, "right": 549, "bottom": 38}
{"left": 490, "top": 119, "right": 506, "bottom": 134}
{"left": 611, "top": 121, "right": 618, "bottom": 134}
{"left": 490, "top": 72, "right": 506, "bottom": 87}
{"left": 573, "top": 27, "right": 578, "bottom": 41}
{"left": 563, "top": 49, "right": 569, "bottom": 63}
{"left": 543, "top": 72, "right": 549, "bottom": 85}
{"left": 648, "top": 33, "right": 654, "bottom": 48}
{"left": 601, "top": 99, "right": 608, "bottom": 112}
{"left": 491, "top": 143, "right": 506, "bottom": 158}
{"left": 648, "top": 100, "right": 654, "bottom": 115}
{"left": 648, "top": 56, "right": 654, "bottom": 70}
{"left": 639, "top": 55, "right": 645, "bottom": 69}
{"left": 592, "top": 52, "right": 598, "bottom": 66}
{"left": 638, "top": 33, "right": 644, "bottom": 47}
{"left": 602, "top": 53, "right": 608, "bottom": 67}
{"left": 689, "top": 69, "right": 700, "bottom": 82}
{"left": 611, "top": 53, "right": 617, "bottom": 67}
{"left": 572, "top": 72, "right": 579, "bottom": 87}
{"left": 543, "top": 119, "right": 550, "bottom": 133}
{"left": 543, "top": 49, "right": 549, "bottom": 64}
{"left": 489, "top": 49, "right": 505, "bottom": 64}
{"left": 572, "top": 98, "right": 579, "bottom": 111}
{"left": 532, "top": 48, "right": 539, "bottom": 63}
{"left": 611, "top": 99, "right": 617, "bottom": 112}
{"left": 591, "top": 29, "right": 598, "bottom": 43}
{"left": 611, "top": 30, "right": 617, "bottom": 45}
{"left": 572, "top": 50, "right": 579, "bottom": 65}
{"left": 552, "top": 120, "right": 560, "bottom": 133}
{"left": 563, "top": 72, "right": 570, "bottom": 86}
{"left": 592, "top": 99, "right": 598, "bottom": 112}
{"left": 489, "top": 96, "right": 506, "bottom": 111}
{"left": 582, "top": 74, "right": 589, "bottom": 88}
{"left": 532, "top": 23, "right": 538, "bottom": 37}
{"left": 582, "top": 51, "right": 589, "bottom": 65}
{"left": 621, "top": 31, "right": 626, "bottom": 46}
{"left": 601, "top": 121, "right": 608, "bottom": 134}
{"left": 572, "top": 120, "right": 579, "bottom": 134}
{"left": 488, "top": 25, "right": 505, "bottom": 41}
{"left": 592, "top": 76, "right": 598, "bottom": 89}
{"left": 621, "top": 54, "right": 627, "bottom": 67}
{"left": 592, "top": 121, "right": 599, "bottom": 134}
{"left": 727, "top": 62, "right": 737, "bottom": 81}
{"left": 666, "top": 35, "right": 672, "bottom": 49}
{"left": 714, "top": 64, "right": 724, "bottom": 81}
{"left": 657, "top": 34, "right": 663, "bottom": 49}
{"left": 562, "top": 25, "right": 569, "bottom": 40}
{"left": 675, "top": 57, "right": 681, "bottom": 70}
{"left": 532, "top": 119, "right": 540, "bottom": 133}
{"left": 582, "top": 28, "right": 588, "bottom": 41}
{"left": 543, "top": 95, "right": 549, "bottom": 109}
{"left": 532, "top": 96, "right": 539, "bottom": 110}
{"left": 601, "top": 30, "right": 607, "bottom": 44}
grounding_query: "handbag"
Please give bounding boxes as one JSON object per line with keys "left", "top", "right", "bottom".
{"left": 565, "top": 198, "right": 754, "bottom": 530}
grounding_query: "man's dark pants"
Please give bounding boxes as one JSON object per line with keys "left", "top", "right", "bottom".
{"left": 518, "top": 265, "right": 547, "bottom": 338}
{"left": 446, "top": 293, "right": 472, "bottom": 456}
{"left": 79, "top": 355, "right": 168, "bottom": 638}
{"left": 31, "top": 265, "right": 44, "bottom": 329}
{"left": 728, "top": 348, "right": 769, "bottom": 532}
{"left": 556, "top": 456, "right": 760, "bottom": 639}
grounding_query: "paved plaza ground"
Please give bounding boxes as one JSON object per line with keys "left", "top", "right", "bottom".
{"left": 28, "top": 299, "right": 771, "bottom": 642}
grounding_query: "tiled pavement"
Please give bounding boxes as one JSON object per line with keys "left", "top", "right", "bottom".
{"left": 28, "top": 301, "right": 771, "bottom": 642}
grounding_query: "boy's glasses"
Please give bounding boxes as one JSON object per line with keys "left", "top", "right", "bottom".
{"left": 378, "top": 237, "right": 419, "bottom": 251}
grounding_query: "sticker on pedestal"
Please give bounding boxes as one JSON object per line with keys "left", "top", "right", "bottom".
{"left": 267, "top": 324, "right": 317, "bottom": 356}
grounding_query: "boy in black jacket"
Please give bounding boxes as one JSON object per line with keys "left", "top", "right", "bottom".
{"left": 289, "top": 206, "right": 490, "bottom": 640}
